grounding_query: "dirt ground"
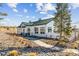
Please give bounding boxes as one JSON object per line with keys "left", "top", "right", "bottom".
{"left": 0, "top": 27, "right": 79, "bottom": 56}
{"left": 0, "top": 27, "right": 38, "bottom": 48}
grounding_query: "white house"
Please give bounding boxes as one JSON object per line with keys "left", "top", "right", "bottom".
{"left": 17, "top": 18, "right": 60, "bottom": 38}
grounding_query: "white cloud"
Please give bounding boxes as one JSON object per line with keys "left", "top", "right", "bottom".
{"left": 68, "top": 5, "right": 72, "bottom": 10}
{"left": 36, "top": 3, "right": 43, "bottom": 11}
{"left": 76, "top": 24, "right": 79, "bottom": 28}
{"left": 0, "top": 22, "right": 7, "bottom": 26}
{"left": 42, "top": 14, "right": 54, "bottom": 19}
{"left": 30, "top": 4, "right": 33, "bottom": 7}
{"left": 8, "top": 3, "right": 18, "bottom": 8}
{"left": 13, "top": 8, "right": 18, "bottom": 12}
{"left": 26, "top": 16, "right": 29, "bottom": 18}
{"left": 44, "top": 3, "right": 56, "bottom": 12}
{"left": 72, "top": 23, "right": 79, "bottom": 28}
{"left": 0, "top": 18, "right": 11, "bottom": 26}
{"left": 40, "top": 11, "right": 47, "bottom": 14}
{"left": 32, "top": 16, "right": 35, "bottom": 19}
{"left": 24, "top": 9, "right": 28, "bottom": 13}
{"left": 71, "top": 20, "right": 79, "bottom": 28}
{"left": 7, "top": 3, "right": 18, "bottom": 12}
{"left": 36, "top": 3, "right": 56, "bottom": 14}
{"left": 70, "top": 3, "right": 79, "bottom": 9}
{"left": 17, "top": 15, "right": 23, "bottom": 17}
{"left": 3, "top": 18, "right": 10, "bottom": 22}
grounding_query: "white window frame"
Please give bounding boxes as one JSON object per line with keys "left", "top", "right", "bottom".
{"left": 48, "top": 27, "right": 52, "bottom": 33}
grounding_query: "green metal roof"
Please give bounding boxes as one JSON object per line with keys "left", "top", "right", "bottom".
{"left": 18, "top": 18, "right": 53, "bottom": 28}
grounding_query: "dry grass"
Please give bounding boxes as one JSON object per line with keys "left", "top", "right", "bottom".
{"left": 41, "top": 39, "right": 58, "bottom": 45}
{"left": 26, "top": 52, "right": 38, "bottom": 56}
{"left": 70, "top": 42, "right": 78, "bottom": 49}
{"left": 0, "top": 26, "right": 17, "bottom": 33}
{"left": 69, "top": 40, "right": 79, "bottom": 49}
{"left": 57, "top": 41, "right": 66, "bottom": 46}
{"left": 0, "top": 27, "right": 38, "bottom": 48}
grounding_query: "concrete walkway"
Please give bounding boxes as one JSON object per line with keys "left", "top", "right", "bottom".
{"left": 30, "top": 35, "right": 79, "bottom": 53}
{"left": 33, "top": 39, "right": 79, "bottom": 54}
{"left": 33, "top": 40, "right": 53, "bottom": 48}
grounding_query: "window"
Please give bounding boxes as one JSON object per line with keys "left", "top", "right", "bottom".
{"left": 34, "top": 27, "right": 38, "bottom": 34}
{"left": 23, "top": 28, "right": 25, "bottom": 32}
{"left": 40, "top": 27, "right": 45, "bottom": 34}
{"left": 27, "top": 28, "right": 30, "bottom": 33}
{"left": 48, "top": 27, "right": 52, "bottom": 33}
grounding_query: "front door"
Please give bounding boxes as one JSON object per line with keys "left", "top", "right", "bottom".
{"left": 22, "top": 28, "right": 26, "bottom": 36}
{"left": 27, "top": 28, "right": 30, "bottom": 36}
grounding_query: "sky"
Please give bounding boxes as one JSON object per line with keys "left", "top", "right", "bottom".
{"left": 0, "top": 3, "right": 79, "bottom": 27}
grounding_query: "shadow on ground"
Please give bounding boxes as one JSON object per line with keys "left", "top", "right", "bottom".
{"left": 6, "top": 32, "right": 59, "bottom": 41}
{"left": 0, "top": 46, "right": 64, "bottom": 56}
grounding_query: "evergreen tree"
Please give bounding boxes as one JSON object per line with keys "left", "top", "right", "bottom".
{"left": 54, "top": 3, "right": 72, "bottom": 39}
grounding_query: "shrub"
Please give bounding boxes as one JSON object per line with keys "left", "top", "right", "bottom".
{"left": 55, "top": 39, "right": 68, "bottom": 47}
{"left": 26, "top": 52, "right": 38, "bottom": 56}
{"left": 57, "top": 41, "right": 66, "bottom": 47}
{"left": 60, "top": 38, "right": 69, "bottom": 43}
{"left": 21, "top": 41, "right": 27, "bottom": 45}
{"left": 8, "top": 50, "right": 21, "bottom": 56}
{"left": 41, "top": 39, "right": 58, "bottom": 45}
{"left": 70, "top": 42, "right": 79, "bottom": 49}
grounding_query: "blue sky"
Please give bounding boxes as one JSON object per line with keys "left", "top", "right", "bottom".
{"left": 0, "top": 3, "right": 79, "bottom": 27}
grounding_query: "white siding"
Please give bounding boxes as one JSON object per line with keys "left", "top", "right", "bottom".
{"left": 17, "top": 21, "right": 60, "bottom": 38}
{"left": 17, "top": 28, "right": 21, "bottom": 34}
{"left": 45, "top": 21, "right": 54, "bottom": 33}
{"left": 45, "top": 21, "right": 59, "bottom": 38}
{"left": 31, "top": 25, "right": 46, "bottom": 36}
{"left": 17, "top": 28, "right": 24, "bottom": 34}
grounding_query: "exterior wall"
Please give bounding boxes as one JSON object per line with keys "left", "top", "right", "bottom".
{"left": 45, "top": 21, "right": 59, "bottom": 38}
{"left": 17, "top": 28, "right": 22, "bottom": 34}
{"left": 17, "top": 21, "right": 60, "bottom": 38}
{"left": 23, "top": 25, "right": 46, "bottom": 36}
{"left": 31, "top": 25, "right": 46, "bottom": 37}
{"left": 17, "top": 28, "right": 25, "bottom": 34}
{"left": 25, "top": 26, "right": 34, "bottom": 35}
